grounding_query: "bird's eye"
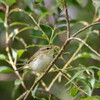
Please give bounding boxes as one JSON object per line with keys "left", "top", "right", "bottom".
{"left": 46, "top": 48, "right": 50, "bottom": 50}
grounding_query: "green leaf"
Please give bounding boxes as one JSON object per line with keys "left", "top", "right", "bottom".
{"left": 0, "top": 0, "right": 3, "bottom": 3}
{"left": 14, "top": 79, "right": 22, "bottom": 86}
{"left": 12, "top": 49, "right": 17, "bottom": 59}
{"left": 56, "top": 0, "right": 63, "bottom": 10}
{"left": 58, "top": 74, "right": 62, "bottom": 83}
{"left": 9, "top": 8, "right": 19, "bottom": 14}
{"left": 90, "top": 78, "right": 95, "bottom": 88}
{"left": 82, "top": 96, "right": 100, "bottom": 100}
{"left": 39, "top": 12, "right": 53, "bottom": 24}
{"left": 90, "top": 53, "right": 100, "bottom": 61}
{"left": 0, "top": 17, "right": 4, "bottom": 23}
{"left": 26, "top": 44, "right": 36, "bottom": 48}
{"left": 31, "top": 84, "right": 39, "bottom": 98}
{"left": 18, "top": 26, "right": 34, "bottom": 33}
{"left": 92, "top": 0, "right": 100, "bottom": 11}
{"left": 78, "top": 79, "right": 90, "bottom": 86}
{"left": 36, "top": 0, "right": 43, "bottom": 2}
{"left": 40, "top": 98, "right": 46, "bottom": 100}
{"left": 65, "top": 70, "right": 84, "bottom": 85}
{"left": 97, "top": 70, "right": 100, "bottom": 77}
{"left": 26, "top": 44, "right": 43, "bottom": 48}
{"left": 0, "top": 54, "right": 7, "bottom": 60}
{"left": 85, "top": 85, "right": 92, "bottom": 96}
{"left": 94, "top": 82, "right": 100, "bottom": 88}
{"left": 5, "top": 0, "right": 16, "bottom": 6}
{"left": 0, "top": 66, "right": 13, "bottom": 73}
{"left": 9, "top": 22, "right": 29, "bottom": 27}
{"left": 73, "top": 52, "right": 100, "bottom": 61}
{"left": 70, "top": 87, "right": 78, "bottom": 96}
{"left": 22, "top": 69, "right": 31, "bottom": 79}
{"left": 97, "top": 70, "right": 100, "bottom": 80}
{"left": 17, "top": 50, "right": 26, "bottom": 58}
{"left": 32, "top": 35, "right": 46, "bottom": 39}
{"left": 12, "top": 87, "right": 19, "bottom": 99}
{"left": 9, "top": 29, "right": 19, "bottom": 40}
{"left": 76, "top": 0, "right": 83, "bottom": 4}
{"left": 87, "top": 66, "right": 100, "bottom": 70}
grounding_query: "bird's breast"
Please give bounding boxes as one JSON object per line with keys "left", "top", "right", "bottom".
{"left": 29, "top": 54, "right": 53, "bottom": 73}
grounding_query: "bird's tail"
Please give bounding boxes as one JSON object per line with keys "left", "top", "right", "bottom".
{"left": 16, "top": 64, "right": 29, "bottom": 71}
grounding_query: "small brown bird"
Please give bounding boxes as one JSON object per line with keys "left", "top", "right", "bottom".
{"left": 17, "top": 45, "right": 57, "bottom": 74}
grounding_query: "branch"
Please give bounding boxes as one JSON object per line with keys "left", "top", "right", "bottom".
{"left": 60, "top": 70, "right": 90, "bottom": 96}
{"left": 4, "top": 4, "right": 27, "bottom": 90}
{"left": 23, "top": 36, "right": 71, "bottom": 100}
{"left": 71, "top": 37, "right": 100, "bottom": 57}
{"left": 47, "top": 34, "right": 90, "bottom": 90}
{"left": 17, "top": 2, "right": 100, "bottom": 100}
{"left": 72, "top": 22, "right": 100, "bottom": 37}
{"left": 47, "top": 72, "right": 61, "bottom": 91}
{"left": 23, "top": 1, "right": 72, "bottom": 99}
{"left": 63, "top": 35, "right": 90, "bottom": 70}
{"left": 9, "top": 9, "right": 50, "bottom": 42}
{"left": 63, "top": 0, "right": 70, "bottom": 38}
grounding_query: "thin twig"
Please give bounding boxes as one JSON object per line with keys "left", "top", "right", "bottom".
{"left": 71, "top": 37, "right": 100, "bottom": 57}
{"left": 60, "top": 70, "right": 90, "bottom": 96}
{"left": 16, "top": 91, "right": 28, "bottom": 100}
{"left": 15, "top": 36, "right": 27, "bottom": 48}
{"left": 63, "top": 0, "right": 70, "bottom": 38}
{"left": 63, "top": 35, "right": 90, "bottom": 69}
{"left": 40, "top": 80, "right": 48, "bottom": 91}
{"left": 4, "top": 4, "right": 27, "bottom": 90}
{"left": 47, "top": 73, "right": 61, "bottom": 91}
{"left": 19, "top": 9, "right": 50, "bottom": 42}
{"left": 72, "top": 22, "right": 100, "bottom": 37}
{"left": 8, "top": 8, "right": 50, "bottom": 42}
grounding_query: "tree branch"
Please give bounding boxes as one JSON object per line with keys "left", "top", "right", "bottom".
{"left": 71, "top": 37, "right": 100, "bottom": 57}
{"left": 23, "top": 1, "right": 72, "bottom": 99}
{"left": 47, "top": 34, "right": 90, "bottom": 91}
{"left": 72, "top": 22, "right": 100, "bottom": 37}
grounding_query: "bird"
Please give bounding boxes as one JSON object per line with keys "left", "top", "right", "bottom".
{"left": 17, "top": 45, "right": 57, "bottom": 74}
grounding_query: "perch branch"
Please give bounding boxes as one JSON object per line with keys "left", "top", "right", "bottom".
{"left": 23, "top": 0, "right": 71, "bottom": 99}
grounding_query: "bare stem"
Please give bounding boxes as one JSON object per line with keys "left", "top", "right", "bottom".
{"left": 40, "top": 80, "right": 48, "bottom": 91}
{"left": 71, "top": 37, "right": 100, "bottom": 57}
{"left": 63, "top": 0, "right": 70, "bottom": 38}
{"left": 47, "top": 72, "right": 61, "bottom": 91}
{"left": 60, "top": 70, "right": 90, "bottom": 96}
{"left": 72, "top": 22, "right": 100, "bottom": 37}
{"left": 4, "top": 4, "right": 27, "bottom": 90}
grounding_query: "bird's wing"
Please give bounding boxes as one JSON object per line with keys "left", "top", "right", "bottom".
{"left": 27, "top": 50, "right": 40, "bottom": 63}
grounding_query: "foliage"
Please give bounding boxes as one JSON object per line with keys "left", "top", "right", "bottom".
{"left": 0, "top": 0, "right": 100, "bottom": 100}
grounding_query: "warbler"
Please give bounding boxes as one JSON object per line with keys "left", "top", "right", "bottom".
{"left": 17, "top": 45, "right": 57, "bottom": 74}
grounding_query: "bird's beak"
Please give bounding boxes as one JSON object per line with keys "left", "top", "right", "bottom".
{"left": 53, "top": 46, "right": 57, "bottom": 50}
